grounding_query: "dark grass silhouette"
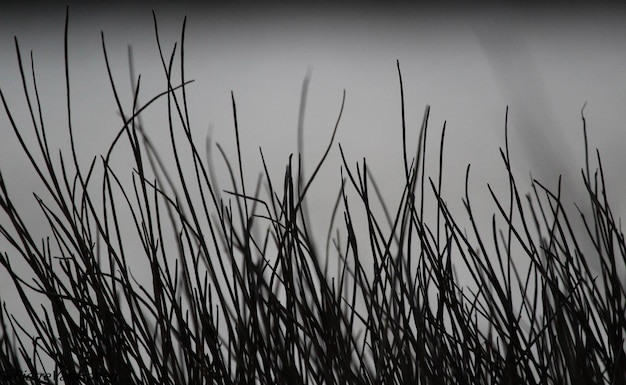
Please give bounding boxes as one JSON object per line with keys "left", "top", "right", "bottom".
{"left": 0, "top": 9, "right": 625, "bottom": 385}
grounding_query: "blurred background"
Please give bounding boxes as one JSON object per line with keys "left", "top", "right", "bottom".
{"left": 1, "top": 1, "right": 625, "bottom": 335}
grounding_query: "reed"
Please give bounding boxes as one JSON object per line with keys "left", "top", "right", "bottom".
{"left": 0, "top": 8, "right": 624, "bottom": 385}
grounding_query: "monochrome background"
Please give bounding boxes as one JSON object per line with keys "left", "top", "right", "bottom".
{"left": 1, "top": 2, "right": 625, "bottom": 336}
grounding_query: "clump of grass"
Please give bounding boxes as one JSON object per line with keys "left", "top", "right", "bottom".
{"left": 0, "top": 8, "right": 625, "bottom": 385}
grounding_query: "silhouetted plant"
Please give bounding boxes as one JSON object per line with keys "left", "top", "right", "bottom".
{"left": 0, "top": 7, "right": 624, "bottom": 385}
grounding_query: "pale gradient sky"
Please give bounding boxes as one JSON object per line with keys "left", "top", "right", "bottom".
{"left": 1, "top": 2, "right": 626, "bottom": 336}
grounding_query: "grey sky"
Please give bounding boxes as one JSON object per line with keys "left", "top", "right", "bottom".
{"left": 1, "top": 2, "right": 626, "bottom": 336}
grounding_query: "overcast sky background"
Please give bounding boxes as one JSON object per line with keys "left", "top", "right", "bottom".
{"left": 1, "top": 2, "right": 626, "bottom": 334}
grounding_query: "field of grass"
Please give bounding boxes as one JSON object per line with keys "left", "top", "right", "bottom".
{"left": 0, "top": 9, "right": 625, "bottom": 385}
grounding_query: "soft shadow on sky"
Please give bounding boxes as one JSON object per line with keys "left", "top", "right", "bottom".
{"left": 1, "top": 1, "right": 625, "bottom": 326}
